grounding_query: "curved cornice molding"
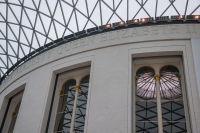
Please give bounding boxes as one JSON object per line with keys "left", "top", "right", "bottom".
{"left": 0, "top": 23, "right": 200, "bottom": 90}
{"left": 0, "top": 0, "right": 200, "bottom": 77}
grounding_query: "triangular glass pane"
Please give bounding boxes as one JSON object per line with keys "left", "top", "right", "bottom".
{"left": 32, "top": 34, "right": 40, "bottom": 49}
{"left": 164, "top": 5, "right": 179, "bottom": 17}
{"left": 101, "top": 1, "right": 113, "bottom": 24}
{"left": 23, "top": 0, "right": 36, "bottom": 10}
{"left": 173, "top": 0, "right": 187, "bottom": 15}
{"left": 7, "top": 42, "right": 17, "bottom": 56}
{"left": 47, "top": 0, "right": 57, "bottom": 15}
{"left": 9, "top": 5, "right": 22, "bottom": 22}
{"left": 143, "top": 0, "right": 156, "bottom": 17}
{"left": 103, "top": 1, "right": 113, "bottom": 9}
{"left": 192, "top": 7, "right": 200, "bottom": 15}
{"left": 0, "top": 55, "right": 7, "bottom": 67}
{"left": 0, "top": 29, "right": 4, "bottom": 38}
{"left": 0, "top": 14, "right": 4, "bottom": 21}
{"left": 32, "top": 0, "right": 40, "bottom": 9}
{"left": 62, "top": 0, "right": 73, "bottom": 5}
{"left": 21, "top": 10, "right": 32, "bottom": 28}
{"left": 8, "top": 57, "right": 13, "bottom": 67}
{"left": 25, "top": 8, "right": 37, "bottom": 26}
{"left": 22, "top": 27, "right": 33, "bottom": 43}
{"left": 8, "top": 41, "right": 18, "bottom": 55}
{"left": 40, "top": 14, "right": 51, "bottom": 33}
{"left": 60, "top": 1, "right": 74, "bottom": 25}
{"left": 7, "top": 26, "right": 17, "bottom": 40}
{"left": 8, "top": 0, "right": 20, "bottom": 5}
{"left": 75, "top": 0, "right": 79, "bottom": 4}
{"left": 76, "top": 12, "right": 88, "bottom": 31}
{"left": 54, "top": 2, "right": 65, "bottom": 25}
{"left": 7, "top": 7, "right": 19, "bottom": 23}
{"left": 90, "top": 2, "right": 101, "bottom": 26}
{"left": 186, "top": 0, "right": 200, "bottom": 14}
{"left": 0, "top": 3, "right": 6, "bottom": 19}
{"left": 67, "top": 12, "right": 78, "bottom": 33}
{"left": 134, "top": 6, "right": 149, "bottom": 19}
{"left": 108, "top": 14, "right": 121, "bottom": 24}
{"left": 76, "top": 0, "right": 88, "bottom": 16}
{"left": 22, "top": 44, "right": 30, "bottom": 55}
{"left": 18, "top": 45, "right": 26, "bottom": 58}
{"left": 63, "top": 29, "right": 72, "bottom": 37}
{"left": 128, "top": 0, "right": 141, "bottom": 19}
{"left": 87, "top": 0, "right": 98, "bottom": 15}
{"left": 0, "top": 40, "right": 6, "bottom": 51}
{"left": 114, "top": 0, "right": 122, "bottom": 8}
{"left": 54, "top": 21, "right": 65, "bottom": 38}
{"left": 157, "top": 0, "right": 174, "bottom": 17}
{"left": 35, "top": 16, "right": 46, "bottom": 35}
{"left": 39, "top": 0, "right": 50, "bottom": 16}
{"left": 46, "top": 38, "right": 52, "bottom": 44}
{"left": 20, "top": 30, "right": 29, "bottom": 45}
{"left": 0, "top": 23, "right": 6, "bottom": 36}
{"left": 9, "top": 24, "right": 20, "bottom": 39}
{"left": 9, "top": 56, "right": 17, "bottom": 65}
{"left": 84, "top": 20, "right": 96, "bottom": 30}
{"left": 36, "top": 33, "right": 46, "bottom": 46}
{"left": 47, "top": 23, "right": 57, "bottom": 41}
{"left": 115, "top": 0, "right": 127, "bottom": 21}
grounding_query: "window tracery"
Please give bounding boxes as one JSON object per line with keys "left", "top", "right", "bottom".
{"left": 54, "top": 75, "right": 90, "bottom": 133}
{"left": 135, "top": 65, "right": 187, "bottom": 133}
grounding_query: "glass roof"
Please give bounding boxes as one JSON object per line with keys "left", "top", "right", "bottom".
{"left": 0, "top": 0, "right": 200, "bottom": 77}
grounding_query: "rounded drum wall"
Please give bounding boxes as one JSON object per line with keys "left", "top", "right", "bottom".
{"left": 0, "top": 24, "right": 200, "bottom": 133}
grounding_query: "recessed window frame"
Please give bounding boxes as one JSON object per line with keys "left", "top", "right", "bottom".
{"left": 132, "top": 57, "right": 192, "bottom": 133}
{"left": 0, "top": 90, "right": 24, "bottom": 133}
{"left": 48, "top": 66, "right": 91, "bottom": 133}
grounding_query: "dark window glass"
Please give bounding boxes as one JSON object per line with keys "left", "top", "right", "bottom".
{"left": 54, "top": 79, "right": 76, "bottom": 133}
{"left": 74, "top": 75, "right": 90, "bottom": 133}
{"left": 160, "top": 65, "right": 187, "bottom": 133}
{"left": 136, "top": 67, "right": 158, "bottom": 132}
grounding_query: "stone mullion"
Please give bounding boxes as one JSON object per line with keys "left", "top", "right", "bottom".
{"left": 154, "top": 74, "right": 163, "bottom": 133}
{"left": 70, "top": 85, "right": 80, "bottom": 133}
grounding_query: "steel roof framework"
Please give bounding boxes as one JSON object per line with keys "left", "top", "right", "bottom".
{"left": 0, "top": 0, "right": 200, "bottom": 77}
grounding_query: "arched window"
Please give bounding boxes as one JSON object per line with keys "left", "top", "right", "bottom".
{"left": 74, "top": 75, "right": 90, "bottom": 133}
{"left": 54, "top": 75, "right": 90, "bottom": 133}
{"left": 135, "top": 67, "right": 158, "bottom": 132}
{"left": 136, "top": 66, "right": 156, "bottom": 99}
{"left": 54, "top": 79, "right": 76, "bottom": 133}
{"left": 135, "top": 65, "right": 187, "bottom": 133}
{"left": 8, "top": 101, "right": 21, "bottom": 133}
{"left": 160, "top": 65, "right": 186, "bottom": 133}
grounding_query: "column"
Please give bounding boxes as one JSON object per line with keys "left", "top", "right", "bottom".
{"left": 154, "top": 74, "right": 163, "bottom": 133}
{"left": 70, "top": 85, "right": 80, "bottom": 133}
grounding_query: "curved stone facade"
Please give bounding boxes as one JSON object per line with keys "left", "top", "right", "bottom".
{"left": 0, "top": 24, "right": 200, "bottom": 133}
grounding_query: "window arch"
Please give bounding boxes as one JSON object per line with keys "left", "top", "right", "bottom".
{"left": 160, "top": 65, "right": 182, "bottom": 99}
{"left": 135, "top": 65, "right": 187, "bottom": 133}
{"left": 135, "top": 66, "right": 158, "bottom": 133}
{"left": 159, "top": 65, "right": 187, "bottom": 133}
{"left": 54, "top": 74, "right": 90, "bottom": 133}
{"left": 74, "top": 75, "right": 90, "bottom": 132}
{"left": 136, "top": 66, "right": 156, "bottom": 100}
{"left": 54, "top": 79, "right": 76, "bottom": 133}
